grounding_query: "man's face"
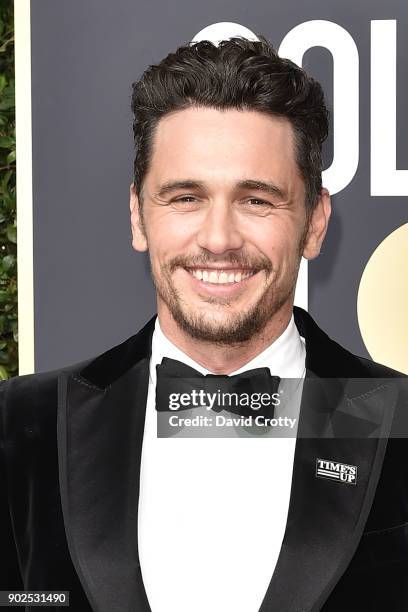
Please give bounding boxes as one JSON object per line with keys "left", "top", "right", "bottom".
{"left": 130, "top": 107, "right": 330, "bottom": 344}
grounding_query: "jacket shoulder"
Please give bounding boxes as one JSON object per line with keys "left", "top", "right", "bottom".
{"left": 293, "top": 305, "right": 407, "bottom": 379}
{"left": 0, "top": 356, "right": 97, "bottom": 436}
{"left": 0, "top": 314, "right": 157, "bottom": 418}
{"left": 348, "top": 352, "right": 407, "bottom": 379}
{"left": 0, "top": 355, "right": 93, "bottom": 405}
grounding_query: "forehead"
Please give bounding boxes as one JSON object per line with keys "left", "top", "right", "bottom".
{"left": 146, "top": 107, "right": 301, "bottom": 191}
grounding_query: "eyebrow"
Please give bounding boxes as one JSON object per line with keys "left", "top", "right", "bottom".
{"left": 154, "top": 179, "right": 287, "bottom": 200}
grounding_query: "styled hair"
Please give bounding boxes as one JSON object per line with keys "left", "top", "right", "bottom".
{"left": 131, "top": 35, "right": 329, "bottom": 210}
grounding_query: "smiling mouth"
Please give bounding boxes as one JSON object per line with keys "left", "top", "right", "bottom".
{"left": 185, "top": 267, "right": 257, "bottom": 285}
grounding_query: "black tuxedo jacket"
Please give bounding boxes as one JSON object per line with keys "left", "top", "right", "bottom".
{"left": 1, "top": 306, "right": 408, "bottom": 612}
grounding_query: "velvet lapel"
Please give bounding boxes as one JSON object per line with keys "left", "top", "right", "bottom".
{"left": 57, "top": 317, "right": 156, "bottom": 612}
{"left": 259, "top": 308, "right": 399, "bottom": 612}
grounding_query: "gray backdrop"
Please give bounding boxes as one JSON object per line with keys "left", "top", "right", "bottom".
{"left": 30, "top": 0, "right": 408, "bottom": 372}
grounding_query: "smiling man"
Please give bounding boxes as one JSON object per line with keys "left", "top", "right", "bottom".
{"left": 1, "top": 36, "right": 408, "bottom": 612}
{"left": 130, "top": 107, "right": 329, "bottom": 359}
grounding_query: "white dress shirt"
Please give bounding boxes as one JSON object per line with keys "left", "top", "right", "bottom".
{"left": 138, "top": 314, "right": 306, "bottom": 612}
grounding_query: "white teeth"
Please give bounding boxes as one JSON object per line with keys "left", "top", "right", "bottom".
{"left": 190, "top": 269, "right": 254, "bottom": 284}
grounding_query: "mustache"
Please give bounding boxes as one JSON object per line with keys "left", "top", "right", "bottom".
{"left": 167, "top": 253, "right": 273, "bottom": 274}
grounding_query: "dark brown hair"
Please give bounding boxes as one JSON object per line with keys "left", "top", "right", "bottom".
{"left": 131, "top": 35, "right": 329, "bottom": 209}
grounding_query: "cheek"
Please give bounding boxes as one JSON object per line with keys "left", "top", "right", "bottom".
{"left": 246, "top": 224, "right": 288, "bottom": 259}
{"left": 148, "top": 211, "right": 197, "bottom": 248}
{"left": 146, "top": 219, "right": 194, "bottom": 273}
{"left": 246, "top": 222, "right": 303, "bottom": 273}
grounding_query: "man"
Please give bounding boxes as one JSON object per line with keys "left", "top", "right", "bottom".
{"left": 1, "top": 35, "right": 407, "bottom": 612}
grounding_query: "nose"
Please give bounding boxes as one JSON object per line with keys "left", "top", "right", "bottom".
{"left": 196, "top": 201, "right": 244, "bottom": 254}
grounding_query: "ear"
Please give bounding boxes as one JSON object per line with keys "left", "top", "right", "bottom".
{"left": 302, "top": 188, "right": 331, "bottom": 260}
{"left": 129, "top": 183, "right": 148, "bottom": 252}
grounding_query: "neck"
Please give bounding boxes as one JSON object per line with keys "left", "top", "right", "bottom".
{"left": 157, "top": 302, "right": 293, "bottom": 374}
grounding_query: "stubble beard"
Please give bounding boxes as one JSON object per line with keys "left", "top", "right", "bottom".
{"left": 149, "top": 255, "right": 302, "bottom": 346}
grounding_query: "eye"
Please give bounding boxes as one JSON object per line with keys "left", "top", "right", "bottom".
{"left": 173, "top": 196, "right": 198, "bottom": 203}
{"left": 245, "top": 198, "right": 273, "bottom": 207}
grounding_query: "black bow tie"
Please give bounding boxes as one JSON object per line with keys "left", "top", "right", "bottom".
{"left": 155, "top": 357, "right": 280, "bottom": 418}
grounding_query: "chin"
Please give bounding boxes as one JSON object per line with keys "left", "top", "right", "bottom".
{"left": 183, "top": 300, "right": 247, "bottom": 323}
{"left": 171, "top": 305, "right": 269, "bottom": 345}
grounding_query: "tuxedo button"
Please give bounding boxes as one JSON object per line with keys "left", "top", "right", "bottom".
{"left": 24, "top": 423, "right": 40, "bottom": 439}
